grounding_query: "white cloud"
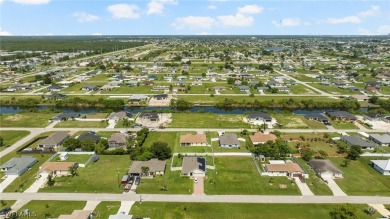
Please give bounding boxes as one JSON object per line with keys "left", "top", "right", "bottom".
{"left": 92, "top": 33, "right": 103, "bottom": 36}
{"left": 147, "top": 0, "right": 177, "bottom": 15}
{"left": 11, "top": 0, "right": 50, "bottom": 4}
{"left": 377, "top": 25, "right": 390, "bottom": 34}
{"left": 197, "top": 32, "right": 212, "bottom": 35}
{"left": 237, "top": 5, "right": 263, "bottom": 14}
{"left": 358, "top": 5, "right": 380, "bottom": 18}
{"left": 272, "top": 18, "right": 300, "bottom": 27}
{"left": 207, "top": 5, "right": 217, "bottom": 10}
{"left": 325, "top": 16, "right": 361, "bottom": 24}
{"left": 73, "top": 12, "right": 99, "bottom": 22}
{"left": 217, "top": 14, "right": 254, "bottom": 27}
{"left": 357, "top": 28, "right": 373, "bottom": 35}
{"left": 0, "top": 28, "right": 12, "bottom": 36}
{"left": 172, "top": 16, "right": 216, "bottom": 29}
{"left": 107, "top": 4, "right": 140, "bottom": 19}
{"left": 0, "top": 0, "right": 3, "bottom": 4}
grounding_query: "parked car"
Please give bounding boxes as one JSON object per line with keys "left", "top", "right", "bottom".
{"left": 0, "top": 207, "right": 11, "bottom": 215}
{"left": 135, "top": 176, "right": 140, "bottom": 185}
{"left": 124, "top": 183, "right": 132, "bottom": 192}
{"left": 194, "top": 177, "right": 198, "bottom": 183}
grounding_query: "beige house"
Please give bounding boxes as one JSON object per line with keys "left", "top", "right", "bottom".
{"left": 181, "top": 157, "right": 206, "bottom": 178}
{"left": 180, "top": 134, "right": 207, "bottom": 146}
{"left": 128, "top": 159, "right": 166, "bottom": 176}
{"left": 39, "top": 162, "right": 77, "bottom": 177}
{"left": 249, "top": 132, "right": 277, "bottom": 145}
{"left": 263, "top": 161, "right": 307, "bottom": 178}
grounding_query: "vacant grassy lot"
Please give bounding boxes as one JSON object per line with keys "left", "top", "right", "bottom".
{"left": 289, "top": 141, "right": 339, "bottom": 155}
{"left": 52, "top": 154, "right": 92, "bottom": 163}
{"left": 273, "top": 114, "right": 327, "bottom": 129}
{"left": 329, "top": 120, "right": 358, "bottom": 129}
{"left": 85, "top": 113, "right": 109, "bottom": 119}
{"left": 0, "top": 130, "right": 30, "bottom": 151}
{"left": 0, "top": 113, "right": 56, "bottom": 127}
{"left": 169, "top": 113, "right": 250, "bottom": 129}
{"left": 96, "top": 131, "right": 117, "bottom": 139}
{"left": 39, "top": 155, "right": 131, "bottom": 193}
{"left": 4, "top": 154, "right": 52, "bottom": 192}
{"left": 329, "top": 157, "right": 390, "bottom": 196}
{"left": 294, "top": 158, "right": 333, "bottom": 195}
{"left": 54, "top": 120, "right": 107, "bottom": 128}
{"left": 205, "top": 157, "right": 300, "bottom": 195}
{"left": 93, "top": 201, "right": 121, "bottom": 218}
{"left": 310, "top": 84, "right": 360, "bottom": 95}
{"left": 143, "top": 132, "right": 177, "bottom": 150}
{"left": 288, "top": 84, "right": 318, "bottom": 94}
{"left": 20, "top": 201, "right": 86, "bottom": 219}
{"left": 136, "top": 164, "right": 193, "bottom": 194}
{"left": 130, "top": 202, "right": 379, "bottom": 219}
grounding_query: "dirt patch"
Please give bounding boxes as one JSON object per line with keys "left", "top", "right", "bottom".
{"left": 5, "top": 114, "right": 22, "bottom": 121}
{"left": 284, "top": 118, "right": 308, "bottom": 128}
{"left": 136, "top": 113, "right": 172, "bottom": 128}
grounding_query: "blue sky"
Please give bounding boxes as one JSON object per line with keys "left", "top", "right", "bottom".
{"left": 0, "top": 0, "right": 389, "bottom": 35}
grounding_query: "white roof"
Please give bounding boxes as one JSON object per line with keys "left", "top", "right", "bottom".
{"left": 269, "top": 160, "right": 286, "bottom": 164}
{"left": 371, "top": 159, "right": 390, "bottom": 171}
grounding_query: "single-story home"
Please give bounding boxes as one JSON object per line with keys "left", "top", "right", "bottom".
{"left": 369, "top": 134, "right": 390, "bottom": 146}
{"left": 238, "top": 85, "right": 250, "bottom": 91}
{"left": 364, "top": 113, "right": 385, "bottom": 121}
{"left": 39, "top": 162, "right": 77, "bottom": 177}
{"left": 139, "top": 112, "right": 159, "bottom": 122}
{"left": 46, "top": 93, "right": 67, "bottom": 100}
{"left": 0, "top": 156, "right": 38, "bottom": 176}
{"left": 51, "top": 112, "right": 80, "bottom": 121}
{"left": 81, "top": 85, "right": 97, "bottom": 91}
{"left": 128, "top": 94, "right": 148, "bottom": 102}
{"left": 77, "top": 132, "right": 101, "bottom": 143}
{"left": 38, "top": 131, "right": 70, "bottom": 150}
{"left": 371, "top": 159, "right": 390, "bottom": 175}
{"left": 108, "top": 133, "right": 127, "bottom": 149}
{"left": 308, "top": 159, "right": 343, "bottom": 180}
{"left": 247, "top": 113, "right": 273, "bottom": 123}
{"left": 153, "top": 94, "right": 168, "bottom": 100}
{"left": 249, "top": 132, "right": 277, "bottom": 145}
{"left": 128, "top": 159, "right": 166, "bottom": 176}
{"left": 304, "top": 114, "right": 329, "bottom": 124}
{"left": 181, "top": 156, "right": 206, "bottom": 178}
{"left": 180, "top": 134, "right": 207, "bottom": 146}
{"left": 326, "top": 111, "right": 357, "bottom": 122}
{"left": 263, "top": 161, "right": 306, "bottom": 178}
{"left": 47, "top": 85, "right": 64, "bottom": 92}
{"left": 108, "top": 111, "right": 132, "bottom": 122}
{"left": 341, "top": 135, "right": 375, "bottom": 150}
{"left": 219, "top": 133, "right": 240, "bottom": 148}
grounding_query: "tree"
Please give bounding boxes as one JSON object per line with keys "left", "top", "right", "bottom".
{"left": 149, "top": 141, "right": 172, "bottom": 160}
{"left": 301, "top": 149, "right": 314, "bottom": 161}
{"left": 347, "top": 145, "right": 362, "bottom": 160}
{"left": 0, "top": 136, "right": 3, "bottom": 147}
{"left": 81, "top": 138, "right": 96, "bottom": 151}
{"left": 47, "top": 173, "right": 55, "bottom": 186}
{"left": 122, "top": 118, "right": 131, "bottom": 131}
{"left": 337, "top": 143, "right": 348, "bottom": 154}
{"left": 317, "top": 150, "right": 328, "bottom": 159}
{"left": 95, "top": 138, "right": 108, "bottom": 154}
{"left": 342, "top": 158, "right": 351, "bottom": 167}
{"left": 329, "top": 204, "right": 358, "bottom": 219}
{"left": 68, "top": 165, "right": 78, "bottom": 177}
{"left": 62, "top": 138, "right": 81, "bottom": 151}
{"left": 141, "top": 166, "right": 150, "bottom": 176}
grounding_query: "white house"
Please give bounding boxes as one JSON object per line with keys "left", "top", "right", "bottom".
{"left": 371, "top": 159, "right": 390, "bottom": 175}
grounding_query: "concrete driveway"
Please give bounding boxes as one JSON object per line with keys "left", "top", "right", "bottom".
{"left": 326, "top": 179, "right": 347, "bottom": 196}
{"left": 0, "top": 175, "right": 18, "bottom": 192}
{"left": 193, "top": 177, "right": 204, "bottom": 195}
{"left": 116, "top": 201, "right": 135, "bottom": 215}
{"left": 294, "top": 178, "right": 314, "bottom": 196}
{"left": 24, "top": 173, "right": 48, "bottom": 193}
{"left": 83, "top": 201, "right": 100, "bottom": 211}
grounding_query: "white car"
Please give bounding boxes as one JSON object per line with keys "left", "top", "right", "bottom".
{"left": 194, "top": 177, "right": 198, "bottom": 183}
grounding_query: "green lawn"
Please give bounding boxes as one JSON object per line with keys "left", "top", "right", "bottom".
{"left": 85, "top": 113, "right": 109, "bottom": 119}
{"left": 136, "top": 163, "right": 193, "bottom": 194}
{"left": 0, "top": 113, "right": 56, "bottom": 127}
{"left": 168, "top": 113, "right": 250, "bottom": 129}
{"left": 310, "top": 84, "right": 360, "bottom": 95}
{"left": 273, "top": 114, "right": 327, "bottom": 129}
{"left": 96, "top": 131, "right": 117, "bottom": 139}
{"left": 130, "top": 202, "right": 380, "bottom": 219}
{"left": 19, "top": 201, "right": 86, "bottom": 219}
{"left": 0, "top": 200, "right": 16, "bottom": 208}
{"left": 329, "top": 157, "right": 390, "bottom": 196}
{"left": 205, "top": 157, "right": 301, "bottom": 195}
{"left": 329, "top": 120, "right": 358, "bottom": 129}
{"left": 288, "top": 84, "right": 318, "bottom": 94}
{"left": 52, "top": 154, "right": 92, "bottom": 164}
{"left": 143, "top": 132, "right": 177, "bottom": 150}
{"left": 4, "top": 154, "right": 52, "bottom": 192}
{"left": 294, "top": 158, "right": 333, "bottom": 195}
{"left": 54, "top": 120, "right": 108, "bottom": 128}
{"left": 39, "top": 155, "right": 131, "bottom": 193}
{"left": 172, "top": 155, "right": 214, "bottom": 167}
{"left": 93, "top": 201, "right": 121, "bottom": 218}
{"left": 289, "top": 141, "right": 339, "bottom": 155}
{"left": 0, "top": 130, "right": 30, "bottom": 151}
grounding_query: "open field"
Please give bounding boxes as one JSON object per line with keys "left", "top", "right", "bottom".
{"left": 329, "top": 157, "right": 390, "bottom": 196}
{"left": 328, "top": 120, "right": 358, "bottom": 129}
{"left": 20, "top": 201, "right": 86, "bottom": 219}
{"left": 168, "top": 113, "right": 251, "bottom": 129}
{"left": 273, "top": 114, "right": 327, "bottom": 129}
{"left": 93, "top": 201, "right": 121, "bottom": 219}
{"left": 130, "top": 202, "right": 380, "bottom": 219}
{"left": 0, "top": 130, "right": 30, "bottom": 151}
{"left": 0, "top": 113, "right": 56, "bottom": 127}
{"left": 52, "top": 154, "right": 92, "bottom": 163}
{"left": 39, "top": 155, "right": 131, "bottom": 193}
{"left": 288, "top": 84, "right": 318, "bottom": 94}
{"left": 54, "top": 120, "right": 107, "bottom": 128}
{"left": 205, "top": 157, "right": 300, "bottom": 195}
{"left": 136, "top": 163, "right": 193, "bottom": 194}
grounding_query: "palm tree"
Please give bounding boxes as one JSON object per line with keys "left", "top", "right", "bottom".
{"left": 122, "top": 118, "right": 130, "bottom": 131}
{"left": 141, "top": 166, "right": 150, "bottom": 176}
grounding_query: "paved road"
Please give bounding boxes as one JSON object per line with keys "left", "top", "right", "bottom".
{"left": 0, "top": 129, "right": 40, "bottom": 159}
{"left": 1, "top": 193, "right": 390, "bottom": 204}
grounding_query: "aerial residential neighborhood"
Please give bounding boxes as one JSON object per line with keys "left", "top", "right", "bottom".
{"left": 1, "top": 1, "right": 390, "bottom": 218}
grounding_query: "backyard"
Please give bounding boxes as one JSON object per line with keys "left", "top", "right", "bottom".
{"left": 93, "top": 201, "right": 121, "bottom": 219}
{"left": 0, "top": 112, "right": 56, "bottom": 127}
{"left": 168, "top": 113, "right": 251, "bottom": 129}
{"left": 19, "top": 201, "right": 86, "bottom": 219}
{"left": 54, "top": 120, "right": 107, "bottom": 128}
{"left": 0, "top": 130, "right": 30, "bottom": 151}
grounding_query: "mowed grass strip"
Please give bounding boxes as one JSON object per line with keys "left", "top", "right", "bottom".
{"left": 0, "top": 113, "right": 56, "bottom": 127}
{"left": 93, "top": 201, "right": 121, "bottom": 219}
{"left": 130, "top": 202, "right": 380, "bottom": 219}
{"left": 54, "top": 120, "right": 108, "bottom": 128}
{"left": 0, "top": 130, "right": 30, "bottom": 151}
{"left": 205, "top": 157, "right": 300, "bottom": 195}
{"left": 20, "top": 201, "right": 86, "bottom": 219}
{"left": 169, "top": 113, "right": 251, "bottom": 129}
{"left": 329, "top": 157, "right": 390, "bottom": 196}
{"left": 39, "top": 155, "right": 131, "bottom": 193}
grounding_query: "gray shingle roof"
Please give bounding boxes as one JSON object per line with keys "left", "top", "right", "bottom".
{"left": 39, "top": 131, "right": 69, "bottom": 147}
{"left": 341, "top": 135, "right": 375, "bottom": 148}
{"left": 308, "top": 159, "right": 342, "bottom": 175}
{"left": 370, "top": 134, "right": 390, "bottom": 144}
{"left": 219, "top": 133, "right": 239, "bottom": 145}
{"left": 181, "top": 157, "right": 206, "bottom": 174}
{"left": 128, "top": 159, "right": 166, "bottom": 174}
